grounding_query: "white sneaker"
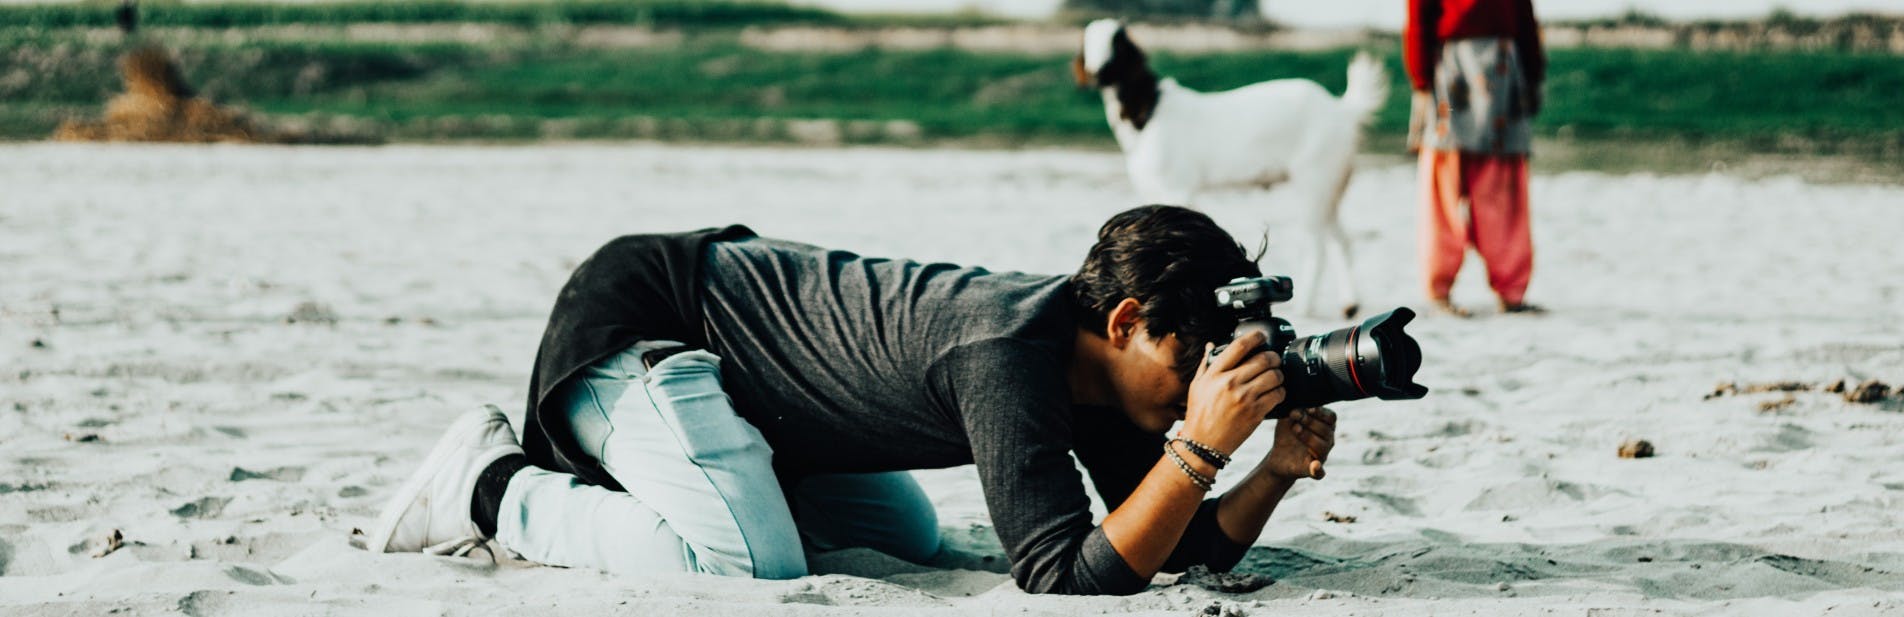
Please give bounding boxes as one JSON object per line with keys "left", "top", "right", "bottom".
{"left": 367, "top": 404, "right": 522, "bottom": 555}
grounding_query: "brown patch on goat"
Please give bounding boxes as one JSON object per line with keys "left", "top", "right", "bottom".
{"left": 1071, "top": 54, "right": 1092, "bottom": 87}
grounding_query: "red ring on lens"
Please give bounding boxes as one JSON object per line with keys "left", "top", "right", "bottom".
{"left": 1346, "top": 325, "right": 1366, "bottom": 395}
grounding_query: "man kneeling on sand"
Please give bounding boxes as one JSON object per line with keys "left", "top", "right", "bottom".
{"left": 368, "top": 205, "right": 1336, "bottom": 595}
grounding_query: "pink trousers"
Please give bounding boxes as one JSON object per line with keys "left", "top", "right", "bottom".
{"left": 1419, "top": 149, "right": 1534, "bottom": 305}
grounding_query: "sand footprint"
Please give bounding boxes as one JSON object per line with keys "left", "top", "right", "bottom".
{"left": 1748, "top": 423, "right": 1815, "bottom": 453}
{"left": 228, "top": 466, "right": 305, "bottom": 482}
{"left": 1464, "top": 478, "right": 1618, "bottom": 512}
{"left": 171, "top": 496, "right": 232, "bottom": 519}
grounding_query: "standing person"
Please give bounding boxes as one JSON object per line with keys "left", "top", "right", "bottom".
{"left": 366, "top": 206, "right": 1338, "bottom": 595}
{"left": 1406, "top": 0, "right": 1546, "bottom": 316}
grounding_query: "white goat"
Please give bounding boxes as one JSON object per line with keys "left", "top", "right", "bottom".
{"left": 1073, "top": 19, "right": 1388, "bottom": 318}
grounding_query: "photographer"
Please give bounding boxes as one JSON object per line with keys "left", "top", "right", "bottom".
{"left": 368, "top": 205, "right": 1337, "bottom": 595}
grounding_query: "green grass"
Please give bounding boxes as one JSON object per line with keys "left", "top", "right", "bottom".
{"left": 0, "top": 0, "right": 845, "bottom": 29}
{"left": 0, "top": 0, "right": 1014, "bottom": 30}
{"left": 5, "top": 27, "right": 1903, "bottom": 159}
{"left": 1538, "top": 48, "right": 1904, "bottom": 143}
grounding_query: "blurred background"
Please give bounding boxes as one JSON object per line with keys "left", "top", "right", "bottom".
{"left": 4, "top": 0, "right": 1902, "bottom": 182}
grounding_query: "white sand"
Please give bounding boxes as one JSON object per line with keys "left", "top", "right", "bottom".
{"left": 2, "top": 142, "right": 1901, "bottom": 616}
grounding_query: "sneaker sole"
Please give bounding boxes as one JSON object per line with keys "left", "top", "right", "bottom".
{"left": 366, "top": 408, "right": 503, "bottom": 553}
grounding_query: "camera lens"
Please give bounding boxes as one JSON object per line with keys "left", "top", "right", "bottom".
{"left": 1274, "top": 308, "right": 1428, "bottom": 415}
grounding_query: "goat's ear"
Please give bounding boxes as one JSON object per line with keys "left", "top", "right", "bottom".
{"left": 1071, "top": 53, "right": 1093, "bottom": 88}
{"left": 1111, "top": 29, "right": 1145, "bottom": 64}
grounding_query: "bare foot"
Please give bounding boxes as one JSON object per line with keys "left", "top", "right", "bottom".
{"left": 1500, "top": 301, "right": 1547, "bottom": 315}
{"left": 1431, "top": 298, "right": 1471, "bottom": 318}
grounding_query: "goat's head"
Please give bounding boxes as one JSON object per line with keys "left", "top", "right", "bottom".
{"left": 1074, "top": 19, "right": 1148, "bottom": 90}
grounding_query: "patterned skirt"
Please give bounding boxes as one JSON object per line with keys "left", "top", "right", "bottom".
{"left": 1416, "top": 37, "right": 1535, "bottom": 155}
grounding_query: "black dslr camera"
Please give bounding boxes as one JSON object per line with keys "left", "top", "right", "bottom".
{"left": 1210, "top": 276, "right": 1428, "bottom": 417}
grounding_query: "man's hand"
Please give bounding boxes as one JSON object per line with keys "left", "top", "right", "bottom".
{"left": 1406, "top": 90, "right": 1432, "bottom": 155}
{"left": 1181, "top": 332, "right": 1284, "bottom": 455}
{"left": 1207, "top": 406, "right": 1338, "bottom": 546}
{"left": 1262, "top": 407, "right": 1335, "bottom": 480}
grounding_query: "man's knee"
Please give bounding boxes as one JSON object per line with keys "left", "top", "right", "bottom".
{"left": 689, "top": 538, "right": 808, "bottom": 580}
{"left": 881, "top": 513, "right": 944, "bottom": 564}
{"left": 792, "top": 472, "right": 944, "bottom": 564}
{"left": 583, "top": 343, "right": 808, "bottom": 581}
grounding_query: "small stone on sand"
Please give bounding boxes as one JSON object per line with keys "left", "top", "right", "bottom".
{"left": 1707, "top": 380, "right": 1812, "bottom": 399}
{"left": 92, "top": 529, "right": 123, "bottom": 558}
{"left": 1618, "top": 439, "right": 1655, "bottom": 459}
{"left": 285, "top": 301, "right": 339, "bottom": 325}
{"left": 1845, "top": 380, "right": 1891, "bottom": 404}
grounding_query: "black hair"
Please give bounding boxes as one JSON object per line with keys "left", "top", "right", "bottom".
{"left": 1071, "top": 205, "right": 1263, "bottom": 384}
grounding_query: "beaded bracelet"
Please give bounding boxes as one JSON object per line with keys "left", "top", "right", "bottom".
{"left": 1171, "top": 435, "right": 1231, "bottom": 470}
{"left": 1163, "top": 441, "right": 1214, "bottom": 491}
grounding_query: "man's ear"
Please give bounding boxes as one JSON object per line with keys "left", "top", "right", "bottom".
{"left": 1104, "top": 297, "right": 1143, "bottom": 349}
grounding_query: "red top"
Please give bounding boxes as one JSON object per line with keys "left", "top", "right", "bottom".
{"left": 1404, "top": 0, "right": 1546, "bottom": 92}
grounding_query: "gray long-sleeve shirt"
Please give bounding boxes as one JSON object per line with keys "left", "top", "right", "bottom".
{"left": 519, "top": 228, "right": 1246, "bottom": 596}
{"left": 698, "top": 236, "right": 1248, "bottom": 594}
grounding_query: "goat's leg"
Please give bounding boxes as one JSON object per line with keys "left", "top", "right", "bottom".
{"left": 1300, "top": 220, "right": 1330, "bottom": 317}
{"left": 1284, "top": 170, "right": 1355, "bottom": 317}
{"left": 1325, "top": 220, "right": 1360, "bottom": 319}
{"left": 1130, "top": 151, "right": 1202, "bottom": 208}
{"left": 1277, "top": 125, "right": 1365, "bottom": 318}
{"left": 1135, "top": 177, "right": 1199, "bottom": 209}
{"left": 1324, "top": 167, "right": 1361, "bottom": 319}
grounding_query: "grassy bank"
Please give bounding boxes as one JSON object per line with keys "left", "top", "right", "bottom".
{"left": 0, "top": 0, "right": 1019, "bottom": 30}
{"left": 5, "top": 21, "right": 1903, "bottom": 172}
{"left": 0, "top": 1, "right": 839, "bottom": 29}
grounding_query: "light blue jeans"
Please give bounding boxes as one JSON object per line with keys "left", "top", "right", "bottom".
{"left": 494, "top": 341, "right": 942, "bottom": 578}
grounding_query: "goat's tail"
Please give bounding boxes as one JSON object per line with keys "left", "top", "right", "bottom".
{"left": 1340, "top": 51, "right": 1388, "bottom": 123}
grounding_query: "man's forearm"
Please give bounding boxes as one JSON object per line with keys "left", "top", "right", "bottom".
{"left": 1101, "top": 446, "right": 1222, "bottom": 577}
{"left": 1107, "top": 447, "right": 1304, "bottom": 577}
{"left": 1213, "top": 461, "right": 1299, "bottom": 545}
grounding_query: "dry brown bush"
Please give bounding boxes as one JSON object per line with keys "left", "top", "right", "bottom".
{"left": 53, "top": 45, "right": 268, "bottom": 143}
